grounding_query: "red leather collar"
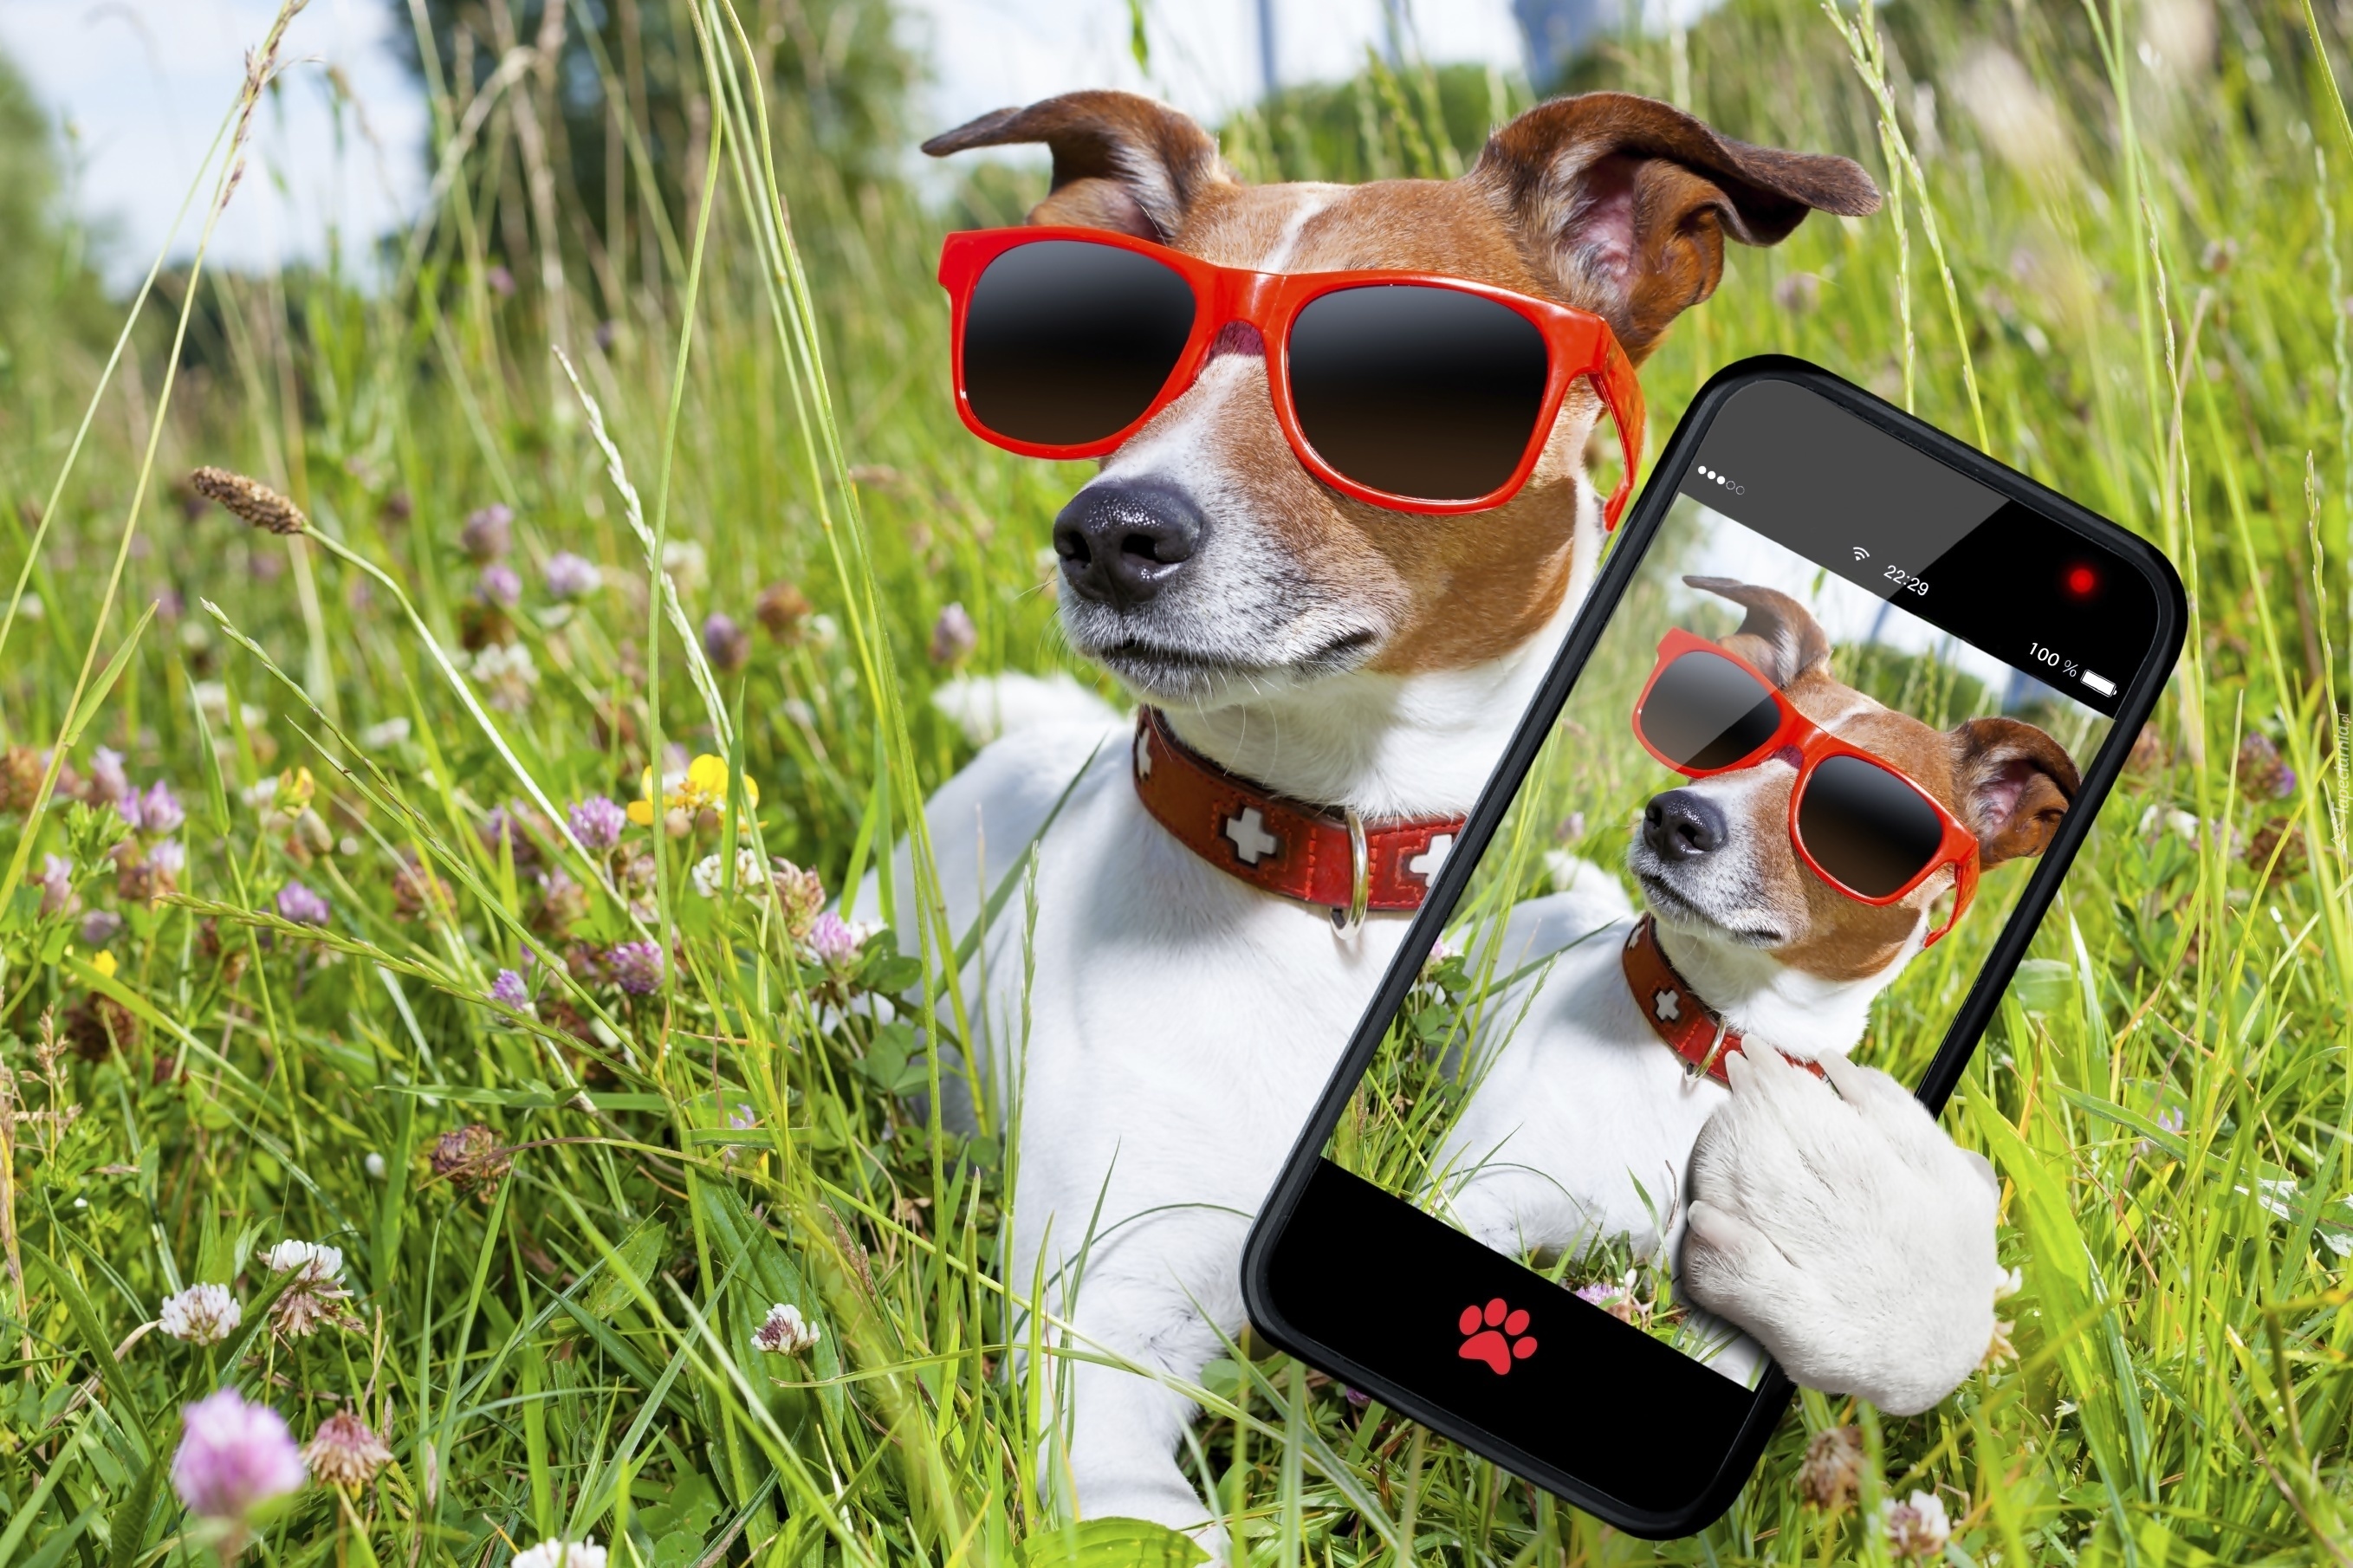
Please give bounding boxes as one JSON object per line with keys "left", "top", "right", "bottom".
{"left": 1621, "top": 914, "right": 1826, "bottom": 1088}
{"left": 1131, "top": 707, "right": 1466, "bottom": 917}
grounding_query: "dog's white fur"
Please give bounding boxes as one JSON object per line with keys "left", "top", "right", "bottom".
{"left": 884, "top": 89, "right": 2001, "bottom": 1538}
{"left": 884, "top": 562, "right": 1586, "bottom": 1528}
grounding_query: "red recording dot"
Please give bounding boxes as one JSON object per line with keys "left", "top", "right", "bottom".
{"left": 2063, "top": 564, "right": 2099, "bottom": 599}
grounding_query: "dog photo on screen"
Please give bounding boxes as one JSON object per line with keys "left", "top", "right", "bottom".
{"left": 1326, "top": 492, "right": 2102, "bottom": 1386}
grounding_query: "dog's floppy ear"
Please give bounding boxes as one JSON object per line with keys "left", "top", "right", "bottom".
{"left": 1949, "top": 717, "right": 2080, "bottom": 866}
{"left": 1473, "top": 94, "right": 1879, "bottom": 360}
{"left": 922, "top": 91, "right": 1230, "bottom": 243}
{"left": 1687, "top": 576, "right": 1831, "bottom": 689}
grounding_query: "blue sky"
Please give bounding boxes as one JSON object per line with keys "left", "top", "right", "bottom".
{"left": 0, "top": 0, "right": 1544, "bottom": 288}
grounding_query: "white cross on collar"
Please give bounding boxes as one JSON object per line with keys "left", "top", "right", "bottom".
{"left": 1223, "top": 807, "right": 1280, "bottom": 865}
{"left": 1406, "top": 833, "right": 1455, "bottom": 884}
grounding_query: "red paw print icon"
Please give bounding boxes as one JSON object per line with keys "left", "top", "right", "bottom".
{"left": 1457, "top": 1298, "right": 1537, "bottom": 1375}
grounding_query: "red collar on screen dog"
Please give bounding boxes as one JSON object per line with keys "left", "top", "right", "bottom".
{"left": 1621, "top": 914, "right": 1828, "bottom": 1088}
{"left": 1131, "top": 707, "right": 1466, "bottom": 930}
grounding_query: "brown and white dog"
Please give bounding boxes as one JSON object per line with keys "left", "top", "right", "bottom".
{"left": 1440, "top": 577, "right": 2076, "bottom": 1406}
{"left": 891, "top": 89, "right": 2002, "bottom": 1536}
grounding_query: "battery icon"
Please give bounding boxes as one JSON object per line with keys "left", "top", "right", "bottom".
{"left": 2080, "top": 670, "right": 2117, "bottom": 697}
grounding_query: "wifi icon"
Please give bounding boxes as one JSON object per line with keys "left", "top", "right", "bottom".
{"left": 1852, "top": 547, "right": 1870, "bottom": 561}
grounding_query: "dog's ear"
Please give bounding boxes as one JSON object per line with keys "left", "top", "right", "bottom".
{"left": 922, "top": 91, "right": 1230, "bottom": 243}
{"left": 1949, "top": 717, "right": 2080, "bottom": 866}
{"left": 1686, "top": 576, "right": 1831, "bottom": 688}
{"left": 1473, "top": 94, "right": 1879, "bottom": 360}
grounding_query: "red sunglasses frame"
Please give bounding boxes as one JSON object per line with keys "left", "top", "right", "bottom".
{"left": 936, "top": 226, "right": 1648, "bottom": 526}
{"left": 1631, "top": 628, "right": 1981, "bottom": 946}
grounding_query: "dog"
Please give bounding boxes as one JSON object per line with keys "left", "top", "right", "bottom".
{"left": 1437, "top": 577, "right": 2077, "bottom": 1413}
{"left": 888, "top": 88, "right": 1992, "bottom": 1534}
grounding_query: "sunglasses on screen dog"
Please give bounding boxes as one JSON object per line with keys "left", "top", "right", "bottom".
{"left": 935, "top": 227, "right": 1648, "bottom": 525}
{"left": 1633, "top": 628, "right": 1981, "bottom": 946}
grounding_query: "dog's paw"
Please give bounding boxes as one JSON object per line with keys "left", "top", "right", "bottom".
{"left": 1680, "top": 1048, "right": 2001, "bottom": 1416}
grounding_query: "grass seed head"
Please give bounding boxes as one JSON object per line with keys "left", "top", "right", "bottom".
{"left": 190, "top": 467, "right": 308, "bottom": 535}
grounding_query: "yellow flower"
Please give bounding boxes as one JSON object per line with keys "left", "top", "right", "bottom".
{"left": 275, "top": 765, "right": 317, "bottom": 820}
{"left": 628, "top": 755, "right": 758, "bottom": 826}
{"left": 88, "top": 949, "right": 117, "bottom": 980}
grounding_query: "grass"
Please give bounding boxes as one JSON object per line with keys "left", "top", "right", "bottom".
{"left": 0, "top": 0, "right": 2349, "bottom": 1562}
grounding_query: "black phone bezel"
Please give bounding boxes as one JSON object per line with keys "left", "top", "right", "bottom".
{"left": 1238, "top": 354, "right": 2189, "bottom": 1539}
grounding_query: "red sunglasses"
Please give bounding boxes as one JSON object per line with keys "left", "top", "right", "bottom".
{"left": 936, "top": 226, "right": 1647, "bottom": 524}
{"left": 1632, "top": 628, "right": 1980, "bottom": 946}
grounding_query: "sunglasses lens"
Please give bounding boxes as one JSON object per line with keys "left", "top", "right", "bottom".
{"left": 1797, "top": 754, "right": 1948, "bottom": 898}
{"left": 1287, "top": 285, "right": 1548, "bottom": 502}
{"left": 1638, "top": 651, "right": 1783, "bottom": 770}
{"left": 963, "top": 240, "right": 1197, "bottom": 446}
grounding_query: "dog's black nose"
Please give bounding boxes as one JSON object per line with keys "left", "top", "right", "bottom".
{"left": 1643, "top": 790, "right": 1728, "bottom": 861}
{"left": 1053, "top": 480, "right": 1206, "bottom": 610}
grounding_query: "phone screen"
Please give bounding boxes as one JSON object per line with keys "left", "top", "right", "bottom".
{"left": 1294, "top": 374, "right": 2158, "bottom": 1397}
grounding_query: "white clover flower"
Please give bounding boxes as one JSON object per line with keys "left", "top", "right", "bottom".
{"left": 358, "top": 717, "right": 412, "bottom": 750}
{"left": 159, "top": 1283, "right": 241, "bottom": 1345}
{"left": 1993, "top": 1265, "right": 2023, "bottom": 1302}
{"left": 263, "top": 1240, "right": 345, "bottom": 1286}
{"left": 511, "top": 1540, "right": 608, "bottom": 1568}
{"left": 1878, "top": 1490, "right": 1952, "bottom": 1559}
{"left": 264, "top": 1241, "right": 355, "bottom": 1339}
{"left": 659, "top": 540, "right": 707, "bottom": 593}
{"left": 753, "top": 1302, "right": 820, "bottom": 1355}
{"left": 690, "top": 854, "right": 725, "bottom": 898}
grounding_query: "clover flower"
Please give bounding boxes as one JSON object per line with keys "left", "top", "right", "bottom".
{"left": 431, "top": 1124, "right": 512, "bottom": 1199}
{"left": 660, "top": 539, "right": 706, "bottom": 593}
{"left": 304, "top": 1409, "right": 392, "bottom": 1488}
{"left": 171, "top": 1388, "right": 305, "bottom": 1532}
{"left": 804, "top": 912, "right": 876, "bottom": 969}
{"left": 392, "top": 858, "right": 455, "bottom": 922}
{"left": 702, "top": 612, "right": 750, "bottom": 674}
{"left": 567, "top": 794, "right": 628, "bottom": 852}
{"left": 460, "top": 503, "right": 514, "bottom": 561}
{"left": 135, "top": 780, "right": 185, "bottom": 836}
{"left": 606, "top": 939, "right": 664, "bottom": 995}
{"left": 1796, "top": 1425, "right": 1863, "bottom": 1510}
{"left": 755, "top": 580, "right": 811, "bottom": 639}
{"left": 773, "top": 860, "right": 826, "bottom": 942}
{"left": 79, "top": 909, "right": 122, "bottom": 948}
{"left": 1572, "top": 1274, "right": 1645, "bottom": 1326}
{"left": 263, "top": 1240, "right": 355, "bottom": 1338}
{"left": 478, "top": 563, "right": 522, "bottom": 608}
{"left": 470, "top": 643, "right": 539, "bottom": 713}
{"left": 159, "top": 1284, "right": 242, "bottom": 1345}
{"left": 544, "top": 552, "right": 602, "bottom": 599}
{"left": 930, "top": 601, "right": 977, "bottom": 666}
{"left": 510, "top": 1540, "right": 607, "bottom": 1568}
{"left": 753, "top": 1302, "right": 820, "bottom": 1355}
{"left": 91, "top": 746, "right": 131, "bottom": 804}
{"left": 358, "top": 717, "right": 412, "bottom": 750}
{"left": 1878, "top": 1490, "right": 1952, "bottom": 1559}
{"left": 489, "top": 969, "right": 533, "bottom": 1014}
{"left": 117, "top": 838, "right": 184, "bottom": 904}
{"left": 275, "top": 881, "right": 330, "bottom": 927}
{"left": 36, "top": 853, "right": 74, "bottom": 917}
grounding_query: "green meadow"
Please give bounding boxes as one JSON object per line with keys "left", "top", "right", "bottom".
{"left": 0, "top": 0, "right": 2346, "bottom": 1561}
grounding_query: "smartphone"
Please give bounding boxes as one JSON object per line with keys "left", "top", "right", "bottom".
{"left": 1239, "top": 356, "right": 2185, "bottom": 1536}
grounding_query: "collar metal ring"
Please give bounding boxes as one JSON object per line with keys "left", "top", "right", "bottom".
{"left": 1331, "top": 807, "right": 1370, "bottom": 937}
